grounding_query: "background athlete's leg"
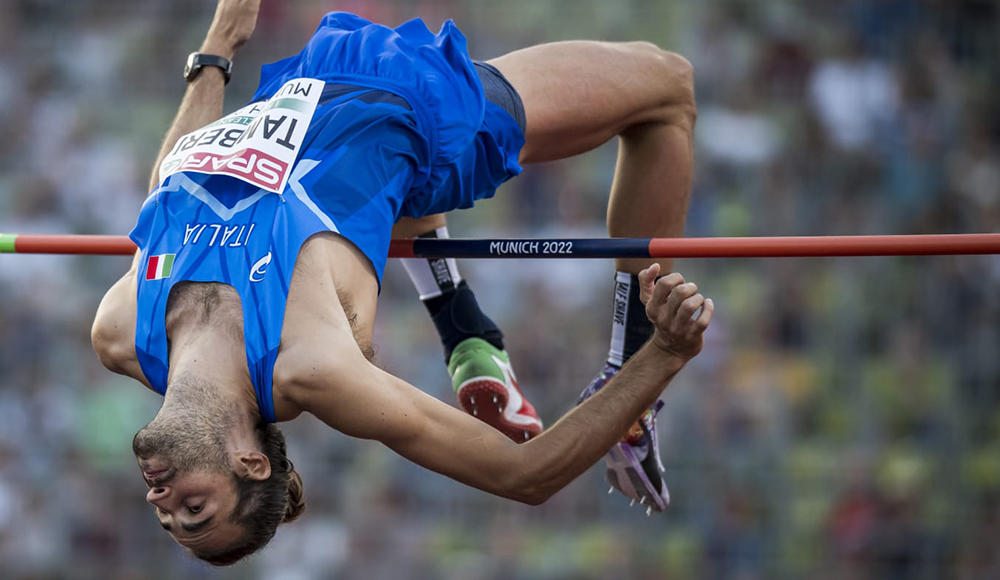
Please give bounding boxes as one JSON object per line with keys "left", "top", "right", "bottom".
{"left": 489, "top": 41, "right": 696, "bottom": 509}
{"left": 393, "top": 214, "right": 543, "bottom": 442}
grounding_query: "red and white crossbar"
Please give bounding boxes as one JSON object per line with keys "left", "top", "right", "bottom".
{"left": 1, "top": 233, "right": 999, "bottom": 259}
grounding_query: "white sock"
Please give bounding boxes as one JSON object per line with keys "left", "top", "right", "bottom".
{"left": 400, "top": 226, "right": 463, "bottom": 300}
{"left": 607, "top": 271, "right": 654, "bottom": 367}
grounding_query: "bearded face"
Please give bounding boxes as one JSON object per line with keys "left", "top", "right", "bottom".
{"left": 133, "top": 378, "right": 234, "bottom": 477}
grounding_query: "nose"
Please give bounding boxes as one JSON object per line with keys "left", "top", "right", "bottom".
{"left": 146, "top": 485, "right": 172, "bottom": 509}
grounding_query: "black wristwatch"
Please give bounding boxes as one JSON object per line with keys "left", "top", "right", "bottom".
{"left": 183, "top": 53, "right": 233, "bottom": 84}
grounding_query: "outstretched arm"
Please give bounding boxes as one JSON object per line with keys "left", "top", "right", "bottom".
{"left": 147, "top": 0, "right": 261, "bottom": 192}
{"left": 293, "top": 265, "right": 712, "bottom": 504}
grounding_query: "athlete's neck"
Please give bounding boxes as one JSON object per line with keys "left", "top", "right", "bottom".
{"left": 165, "top": 321, "right": 260, "bottom": 427}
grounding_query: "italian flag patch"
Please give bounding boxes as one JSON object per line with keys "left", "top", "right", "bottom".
{"left": 145, "top": 253, "right": 176, "bottom": 280}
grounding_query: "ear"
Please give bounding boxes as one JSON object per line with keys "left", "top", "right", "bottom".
{"left": 232, "top": 450, "right": 271, "bottom": 481}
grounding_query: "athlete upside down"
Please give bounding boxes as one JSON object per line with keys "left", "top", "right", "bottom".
{"left": 90, "top": 0, "right": 710, "bottom": 565}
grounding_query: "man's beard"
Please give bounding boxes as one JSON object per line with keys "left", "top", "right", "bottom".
{"left": 132, "top": 377, "right": 233, "bottom": 475}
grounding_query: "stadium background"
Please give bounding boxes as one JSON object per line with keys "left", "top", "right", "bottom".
{"left": 1, "top": 0, "right": 999, "bottom": 578}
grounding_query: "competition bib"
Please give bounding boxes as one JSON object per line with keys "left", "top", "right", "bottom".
{"left": 158, "top": 78, "right": 324, "bottom": 194}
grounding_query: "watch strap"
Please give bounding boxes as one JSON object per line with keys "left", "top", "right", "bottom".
{"left": 185, "top": 53, "right": 233, "bottom": 84}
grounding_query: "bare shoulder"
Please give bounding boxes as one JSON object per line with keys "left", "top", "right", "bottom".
{"left": 271, "top": 232, "right": 381, "bottom": 421}
{"left": 271, "top": 312, "right": 379, "bottom": 421}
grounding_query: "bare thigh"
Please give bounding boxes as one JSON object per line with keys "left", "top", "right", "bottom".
{"left": 488, "top": 41, "right": 691, "bottom": 164}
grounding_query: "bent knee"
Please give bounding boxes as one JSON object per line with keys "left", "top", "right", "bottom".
{"left": 622, "top": 42, "right": 696, "bottom": 128}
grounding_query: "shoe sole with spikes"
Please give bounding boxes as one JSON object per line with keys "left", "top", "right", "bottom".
{"left": 450, "top": 338, "right": 543, "bottom": 443}
{"left": 579, "top": 363, "right": 670, "bottom": 512}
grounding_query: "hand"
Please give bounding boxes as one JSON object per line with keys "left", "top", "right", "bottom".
{"left": 202, "top": 0, "right": 262, "bottom": 56}
{"left": 638, "top": 264, "right": 714, "bottom": 360}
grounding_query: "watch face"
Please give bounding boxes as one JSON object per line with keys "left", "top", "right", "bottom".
{"left": 183, "top": 54, "right": 196, "bottom": 80}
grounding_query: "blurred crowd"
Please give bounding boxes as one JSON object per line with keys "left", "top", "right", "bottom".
{"left": 1, "top": 0, "right": 999, "bottom": 578}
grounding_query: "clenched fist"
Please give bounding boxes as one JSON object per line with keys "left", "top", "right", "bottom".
{"left": 638, "top": 264, "right": 713, "bottom": 360}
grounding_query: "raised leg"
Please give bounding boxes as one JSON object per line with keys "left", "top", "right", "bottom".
{"left": 490, "top": 40, "right": 697, "bottom": 509}
{"left": 489, "top": 41, "right": 696, "bottom": 274}
{"left": 393, "top": 214, "right": 543, "bottom": 442}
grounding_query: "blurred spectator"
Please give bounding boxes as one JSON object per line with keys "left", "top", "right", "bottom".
{"left": 808, "top": 29, "right": 899, "bottom": 152}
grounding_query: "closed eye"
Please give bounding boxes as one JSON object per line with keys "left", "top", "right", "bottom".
{"left": 160, "top": 514, "right": 214, "bottom": 533}
{"left": 181, "top": 516, "right": 213, "bottom": 533}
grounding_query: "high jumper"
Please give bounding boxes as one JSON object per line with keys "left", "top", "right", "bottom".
{"left": 90, "top": 0, "right": 709, "bottom": 564}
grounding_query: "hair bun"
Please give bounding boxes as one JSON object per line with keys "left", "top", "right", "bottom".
{"left": 283, "top": 467, "right": 306, "bottom": 523}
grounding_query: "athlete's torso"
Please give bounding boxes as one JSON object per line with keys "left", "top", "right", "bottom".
{"left": 92, "top": 231, "right": 377, "bottom": 421}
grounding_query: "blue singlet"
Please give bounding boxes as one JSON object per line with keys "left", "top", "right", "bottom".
{"left": 129, "top": 13, "right": 525, "bottom": 422}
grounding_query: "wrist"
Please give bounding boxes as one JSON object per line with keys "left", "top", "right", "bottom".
{"left": 649, "top": 334, "right": 696, "bottom": 366}
{"left": 188, "top": 65, "right": 228, "bottom": 86}
{"left": 199, "top": 37, "right": 238, "bottom": 61}
{"left": 184, "top": 52, "right": 232, "bottom": 84}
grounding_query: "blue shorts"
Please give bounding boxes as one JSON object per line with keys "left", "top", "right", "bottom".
{"left": 474, "top": 61, "right": 527, "bottom": 135}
